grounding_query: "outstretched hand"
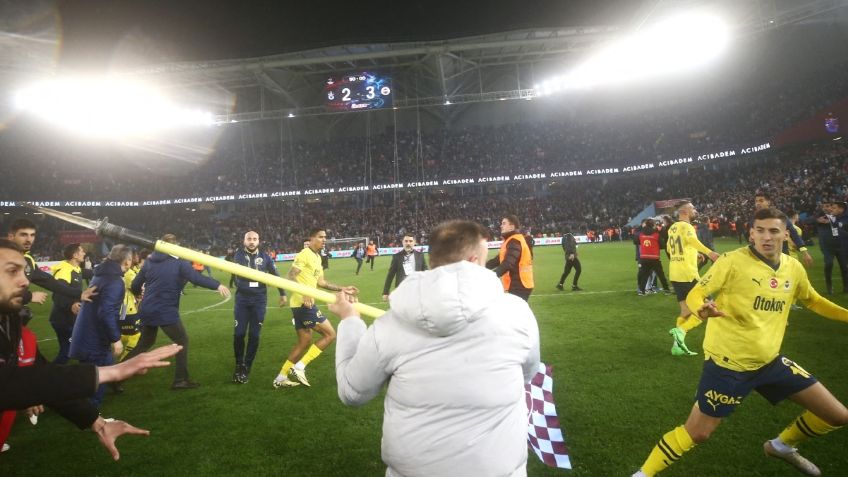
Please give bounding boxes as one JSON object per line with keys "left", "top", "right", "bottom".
{"left": 92, "top": 417, "right": 150, "bottom": 461}
{"left": 80, "top": 286, "right": 98, "bottom": 303}
{"left": 30, "top": 291, "right": 48, "bottom": 304}
{"left": 97, "top": 344, "right": 182, "bottom": 383}
{"left": 217, "top": 285, "right": 231, "bottom": 298}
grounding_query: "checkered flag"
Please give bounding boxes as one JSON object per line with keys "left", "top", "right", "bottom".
{"left": 525, "top": 362, "right": 571, "bottom": 470}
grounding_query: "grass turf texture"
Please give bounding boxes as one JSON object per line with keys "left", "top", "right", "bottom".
{"left": 4, "top": 238, "right": 848, "bottom": 476}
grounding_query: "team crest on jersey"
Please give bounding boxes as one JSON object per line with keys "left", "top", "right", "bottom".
{"left": 769, "top": 278, "right": 778, "bottom": 289}
{"left": 255, "top": 257, "right": 264, "bottom": 266}
{"left": 783, "top": 280, "right": 790, "bottom": 290}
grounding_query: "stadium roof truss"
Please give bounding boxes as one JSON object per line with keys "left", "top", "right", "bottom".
{"left": 127, "top": 26, "right": 621, "bottom": 123}
{"left": 117, "top": 0, "right": 846, "bottom": 124}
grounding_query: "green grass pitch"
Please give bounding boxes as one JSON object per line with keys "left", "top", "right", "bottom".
{"left": 5, "top": 238, "right": 848, "bottom": 476}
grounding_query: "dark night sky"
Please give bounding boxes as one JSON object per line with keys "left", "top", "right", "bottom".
{"left": 55, "top": 0, "right": 644, "bottom": 67}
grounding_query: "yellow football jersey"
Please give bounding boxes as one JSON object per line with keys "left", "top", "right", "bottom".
{"left": 667, "top": 221, "right": 713, "bottom": 282}
{"left": 123, "top": 266, "right": 138, "bottom": 316}
{"left": 289, "top": 248, "right": 323, "bottom": 308}
{"left": 692, "top": 247, "right": 813, "bottom": 371}
{"left": 51, "top": 260, "right": 81, "bottom": 284}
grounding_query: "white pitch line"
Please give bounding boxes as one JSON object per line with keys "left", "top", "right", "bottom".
{"left": 183, "top": 295, "right": 233, "bottom": 315}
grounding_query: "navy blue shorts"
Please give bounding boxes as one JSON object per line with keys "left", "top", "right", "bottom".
{"left": 291, "top": 305, "right": 326, "bottom": 330}
{"left": 672, "top": 280, "right": 698, "bottom": 302}
{"left": 695, "top": 355, "right": 817, "bottom": 417}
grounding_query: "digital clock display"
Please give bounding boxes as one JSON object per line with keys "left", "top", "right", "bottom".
{"left": 324, "top": 72, "right": 392, "bottom": 112}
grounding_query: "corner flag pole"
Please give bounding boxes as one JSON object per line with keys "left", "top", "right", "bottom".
{"left": 22, "top": 204, "right": 386, "bottom": 319}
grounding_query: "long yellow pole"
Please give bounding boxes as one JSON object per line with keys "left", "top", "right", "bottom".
{"left": 155, "top": 241, "right": 386, "bottom": 319}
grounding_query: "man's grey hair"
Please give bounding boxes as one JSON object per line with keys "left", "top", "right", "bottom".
{"left": 108, "top": 244, "right": 134, "bottom": 263}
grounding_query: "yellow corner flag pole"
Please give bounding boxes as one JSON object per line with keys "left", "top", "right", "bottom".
{"left": 22, "top": 204, "right": 386, "bottom": 319}
{"left": 155, "top": 240, "right": 385, "bottom": 318}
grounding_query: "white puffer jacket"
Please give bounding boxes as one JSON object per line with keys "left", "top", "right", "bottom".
{"left": 336, "top": 261, "right": 540, "bottom": 477}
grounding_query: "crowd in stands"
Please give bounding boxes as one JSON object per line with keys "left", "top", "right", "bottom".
{"left": 2, "top": 56, "right": 847, "bottom": 202}
{"left": 13, "top": 140, "right": 847, "bottom": 261}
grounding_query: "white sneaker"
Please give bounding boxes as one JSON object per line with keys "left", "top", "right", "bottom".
{"left": 272, "top": 378, "right": 300, "bottom": 389}
{"left": 631, "top": 471, "right": 647, "bottom": 477}
{"left": 763, "top": 440, "right": 821, "bottom": 476}
{"left": 1, "top": 443, "right": 9, "bottom": 453}
{"left": 288, "top": 368, "right": 311, "bottom": 387}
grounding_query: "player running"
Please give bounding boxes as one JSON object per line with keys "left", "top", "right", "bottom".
{"left": 632, "top": 207, "right": 848, "bottom": 477}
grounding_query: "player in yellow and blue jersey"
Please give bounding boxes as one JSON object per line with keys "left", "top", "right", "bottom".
{"left": 666, "top": 201, "right": 719, "bottom": 356}
{"left": 632, "top": 208, "right": 848, "bottom": 477}
{"left": 272, "top": 228, "right": 358, "bottom": 388}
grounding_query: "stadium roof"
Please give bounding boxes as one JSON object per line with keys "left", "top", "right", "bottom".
{"left": 2, "top": 0, "right": 846, "bottom": 124}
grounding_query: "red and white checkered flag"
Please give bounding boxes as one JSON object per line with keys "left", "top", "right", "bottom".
{"left": 525, "top": 362, "right": 571, "bottom": 469}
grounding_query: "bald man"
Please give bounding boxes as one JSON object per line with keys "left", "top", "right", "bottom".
{"left": 232, "top": 231, "right": 286, "bottom": 384}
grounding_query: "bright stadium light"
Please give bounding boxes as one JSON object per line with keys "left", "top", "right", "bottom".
{"left": 12, "top": 76, "right": 215, "bottom": 138}
{"left": 536, "top": 11, "right": 729, "bottom": 95}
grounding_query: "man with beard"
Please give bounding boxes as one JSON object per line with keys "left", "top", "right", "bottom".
{"left": 382, "top": 234, "right": 427, "bottom": 301}
{"left": 231, "top": 231, "right": 286, "bottom": 384}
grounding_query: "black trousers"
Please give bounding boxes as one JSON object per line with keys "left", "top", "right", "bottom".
{"left": 558, "top": 257, "right": 582, "bottom": 286}
{"left": 638, "top": 259, "right": 669, "bottom": 292}
{"left": 821, "top": 240, "right": 848, "bottom": 292}
{"left": 124, "top": 321, "right": 190, "bottom": 383}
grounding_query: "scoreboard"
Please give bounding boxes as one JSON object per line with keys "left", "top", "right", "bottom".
{"left": 324, "top": 72, "right": 392, "bottom": 112}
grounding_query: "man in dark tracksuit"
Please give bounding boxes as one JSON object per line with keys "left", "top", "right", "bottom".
{"left": 381, "top": 234, "right": 428, "bottom": 301}
{"left": 126, "top": 234, "right": 230, "bottom": 390}
{"left": 556, "top": 226, "right": 582, "bottom": 291}
{"left": 806, "top": 201, "right": 847, "bottom": 294}
{"left": 6, "top": 218, "right": 96, "bottom": 308}
{"left": 232, "top": 231, "right": 286, "bottom": 384}
{"left": 70, "top": 245, "right": 134, "bottom": 408}
{"left": 50, "top": 243, "right": 88, "bottom": 364}
{"left": 834, "top": 202, "right": 848, "bottom": 293}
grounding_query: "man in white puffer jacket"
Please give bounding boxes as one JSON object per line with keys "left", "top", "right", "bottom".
{"left": 330, "top": 220, "right": 541, "bottom": 477}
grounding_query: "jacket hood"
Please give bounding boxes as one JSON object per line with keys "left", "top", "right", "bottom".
{"left": 389, "top": 261, "right": 503, "bottom": 337}
{"left": 93, "top": 259, "right": 124, "bottom": 278}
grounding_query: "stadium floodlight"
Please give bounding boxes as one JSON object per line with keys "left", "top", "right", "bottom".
{"left": 536, "top": 11, "right": 729, "bottom": 95}
{"left": 12, "top": 76, "right": 215, "bottom": 138}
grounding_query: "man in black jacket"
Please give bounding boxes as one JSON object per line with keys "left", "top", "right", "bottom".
{"left": 49, "top": 243, "right": 87, "bottom": 364}
{"left": 382, "top": 234, "right": 428, "bottom": 301}
{"left": 6, "top": 218, "right": 96, "bottom": 307}
{"left": 807, "top": 201, "right": 848, "bottom": 294}
{"left": 0, "top": 238, "right": 181, "bottom": 460}
{"left": 231, "top": 231, "right": 286, "bottom": 383}
{"left": 556, "top": 226, "right": 582, "bottom": 291}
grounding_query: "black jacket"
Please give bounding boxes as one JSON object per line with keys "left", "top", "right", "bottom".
{"left": 22, "top": 253, "right": 88, "bottom": 305}
{"left": 383, "top": 249, "right": 428, "bottom": 295}
{"left": 0, "top": 313, "right": 99, "bottom": 429}
{"left": 561, "top": 233, "right": 577, "bottom": 256}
